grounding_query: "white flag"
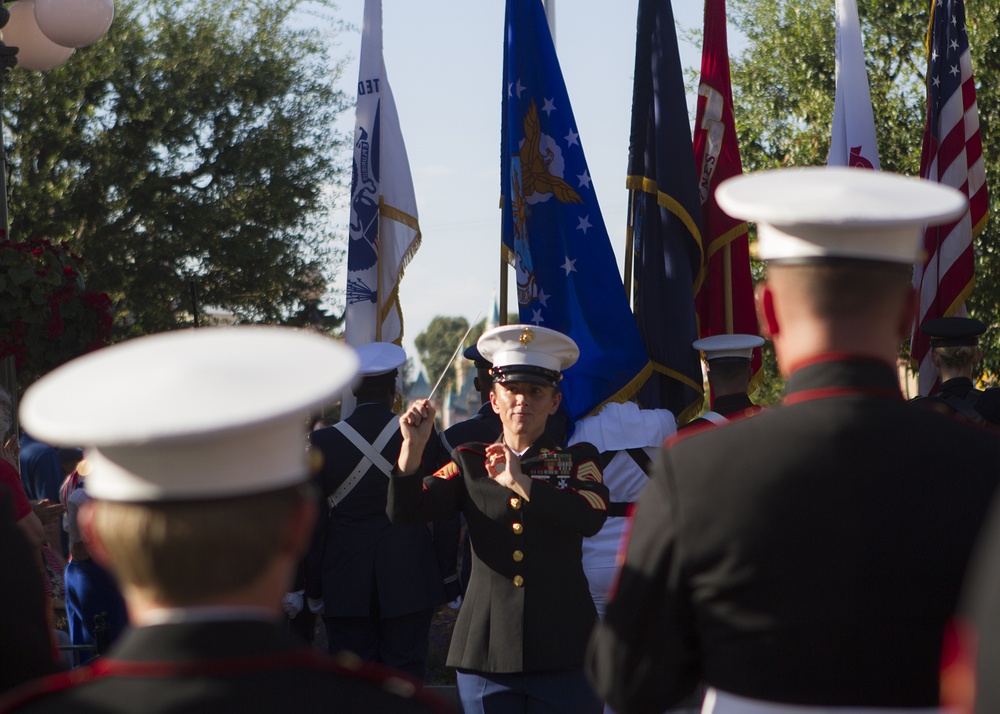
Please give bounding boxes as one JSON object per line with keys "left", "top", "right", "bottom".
{"left": 345, "top": 0, "right": 420, "bottom": 352}
{"left": 828, "top": 0, "right": 880, "bottom": 170}
{"left": 342, "top": 0, "right": 420, "bottom": 417}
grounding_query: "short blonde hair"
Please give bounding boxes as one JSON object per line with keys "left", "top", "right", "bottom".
{"left": 933, "top": 344, "right": 979, "bottom": 370}
{"left": 90, "top": 485, "right": 306, "bottom": 606}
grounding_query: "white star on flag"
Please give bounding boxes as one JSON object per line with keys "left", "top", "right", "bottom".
{"left": 531, "top": 308, "right": 544, "bottom": 325}
{"left": 577, "top": 216, "right": 592, "bottom": 234}
{"left": 542, "top": 98, "right": 556, "bottom": 116}
{"left": 515, "top": 79, "right": 525, "bottom": 98}
{"left": 564, "top": 127, "right": 579, "bottom": 147}
{"left": 561, "top": 256, "right": 577, "bottom": 275}
{"left": 577, "top": 170, "right": 592, "bottom": 188}
{"left": 537, "top": 288, "right": 550, "bottom": 307}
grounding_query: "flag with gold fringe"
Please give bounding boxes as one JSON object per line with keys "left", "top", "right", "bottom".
{"left": 501, "top": 0, "right": 650, "bottom": 422}
{"left": 693, "top": 0, "right": 762, "bottom": 396}
{"left": 627, "top": 0, "right": 704, "bottom": 421}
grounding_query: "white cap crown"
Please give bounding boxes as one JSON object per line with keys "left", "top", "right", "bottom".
{"left": 715, "top": 167, "right": 968, "bottom": 263}
{"left": 477, "top": 325, "right": 579, "bottom": 387}
{"left": 20, "top": 326, "right": 359, "bottom": 502}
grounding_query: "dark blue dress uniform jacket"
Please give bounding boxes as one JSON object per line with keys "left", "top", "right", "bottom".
{"left": 439, "top": 403, "right": 502, "bottom": 455}
{"left": 307, "top": 403, "right": 447, "bottom": 617}
{"left": 588, "top": 356, "right": 1000, "bottom": 713}
{"left": 0, "top": 620, "right": 452, "bottom": 713}
{"left": 913, "top": 376, "right": 1000, "bottom": 425}
{"left": 680, "top": 392, "right": 762, "bottom": 431}
{"left": 388, "top": 434, "right": 609, "bottom": 673}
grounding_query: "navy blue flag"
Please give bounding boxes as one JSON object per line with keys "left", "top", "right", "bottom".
{"left": 501, "top": 0, "right": 651, "bottom": 422}
{"left": 627, "top": 0, "right": 705, "bottom": 421}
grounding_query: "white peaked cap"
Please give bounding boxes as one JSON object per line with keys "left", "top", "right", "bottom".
{"left": 477, "top": 325, "right": 579, "bottom": 387}
{"left": 715, "top": 167, "right": 968, "bottom": 263}
{"left": 355, "top": 342, "right": 406, "bottom": 376}
{"left": 20, "top": 327, "right": 359, "bottom": 502}
{"left": 692, "top": 334, "right": 765, "bottom": 361}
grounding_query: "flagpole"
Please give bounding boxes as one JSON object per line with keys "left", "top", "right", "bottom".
{"left": 624, "top": 189, "right": 636, "bottom": 303}
{"left": 375, "top": 199, "right": 383, "bottom": 341}
{"left": 543, "top": 0, "right": 555, "bottom": 47}
{"left": 501, "top": 0, "right": 551, "bottom": 328}
{"left": 499, "top": 240, "right": 508, "bottom": 326}
{"left": 723, "top": 244, "right": 733, "bottom": 333}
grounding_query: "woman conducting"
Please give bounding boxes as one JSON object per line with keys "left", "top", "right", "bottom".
{"left": 389, "top": 324, "right": 609, "bottom": 714}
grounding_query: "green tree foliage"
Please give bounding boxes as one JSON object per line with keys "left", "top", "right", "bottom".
{"left": 727, "top": 0, "right": 1000, "bottom": 384}
{"left": 3, "top": 0, "right": 351, "bottom": 338}
{"left": 415, "top": 316, "right": 472, "bottom": 396}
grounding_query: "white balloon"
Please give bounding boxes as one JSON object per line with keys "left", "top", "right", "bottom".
{"left": 34, "top": 0, "right": 114, "bottom": 49}
{"left": 2, "top": 0, "right": 73, "bottom": 72}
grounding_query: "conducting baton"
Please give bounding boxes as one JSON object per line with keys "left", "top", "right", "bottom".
{"left": 427, "top": 311, "right": 482, "bottom": 401}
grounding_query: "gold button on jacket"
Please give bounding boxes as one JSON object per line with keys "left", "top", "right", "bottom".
{"left": 512, "top": 550, "right": 524, "bottom": 562}
{"left": 512, "top": 522, "right": 523, "bottom": 534}
{"left": 513, "top": 575, "right": 524, "bottom": 587}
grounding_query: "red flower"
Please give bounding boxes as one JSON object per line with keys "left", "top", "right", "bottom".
{"left": 0, "top": 237, "right": 113, "bottom": 387}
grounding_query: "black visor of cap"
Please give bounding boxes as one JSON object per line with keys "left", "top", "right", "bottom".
{"left": 921, "top": 317, "right": 986, "bottom": 347}
{"left": 490, "top": 364, "right": 561, "bottom": 388}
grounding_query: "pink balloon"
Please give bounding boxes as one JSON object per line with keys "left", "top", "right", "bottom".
{"left": 34, "top": 0, "right": 114, "bottom": 49}
{"left": 2, "top": 0, "right": 74, "bottom": 72}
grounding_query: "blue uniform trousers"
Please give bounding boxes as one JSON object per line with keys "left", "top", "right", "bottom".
{"left": 456, "top": 668, "right": 602, "bottom": 714}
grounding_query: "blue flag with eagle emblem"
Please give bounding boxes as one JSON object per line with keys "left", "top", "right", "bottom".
{"left": 501, "top": 0, "right": 651, "bottom": 422}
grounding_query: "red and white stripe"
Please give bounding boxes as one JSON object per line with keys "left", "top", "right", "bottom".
{"left": 912, "top": 13, "right": 987, "bottom": 395}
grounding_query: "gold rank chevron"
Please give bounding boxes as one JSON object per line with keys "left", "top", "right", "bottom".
{"left": 578, "top": 489, "right": 608, "bottom": 511}
{"left": 575, "top": 461, "right": 603, "bottom": 483}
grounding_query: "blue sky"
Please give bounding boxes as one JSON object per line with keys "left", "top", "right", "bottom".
{"left": 329, "top": 1, "right": 713, "bottom": 375}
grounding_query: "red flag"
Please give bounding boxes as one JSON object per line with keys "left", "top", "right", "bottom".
{"left": 692, "top": 0, "right": 762, "bottom": 391}
{"left": 912, "top": 0, "right": 988, "bottom": 395}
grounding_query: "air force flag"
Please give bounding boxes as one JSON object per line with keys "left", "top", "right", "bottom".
{"left": 501, "top": 0, "right": 651, "bottom": 422}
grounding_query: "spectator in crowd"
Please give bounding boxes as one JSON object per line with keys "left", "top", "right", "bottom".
{"left": 19, "top": 432, "right": 62, "bottom": 503}
{"left": 19, "top": 431, "right": 67, "bottom": 557}
{"left": 0, "top": 387, "right": 44, "bottom": 550}
{"left": 61, "top": 464, "right": 128, "bottom": 665}
{"left": 0, "top": 493, "right": 60, "bottom": 695}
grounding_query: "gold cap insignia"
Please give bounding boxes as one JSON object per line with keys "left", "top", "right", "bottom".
{"left": 519, "top": 328, "right": 535, "bottom": 345}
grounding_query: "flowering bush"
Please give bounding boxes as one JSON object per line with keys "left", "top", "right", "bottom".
{"left": 0, "top": 237, "right": 113, "bottom": 390}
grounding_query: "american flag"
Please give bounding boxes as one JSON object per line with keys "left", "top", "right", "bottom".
{"left": 912, "top": 0, "right": 988, "bottom": 395}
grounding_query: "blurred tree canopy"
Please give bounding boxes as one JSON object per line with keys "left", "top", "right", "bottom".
{"left": 414, "top": 316, "right": 486, "bottom": 397}
{"left": 726, "top": 0, "right": 1000, "bottom": 389}
{"left": 4, "top": 0, "right": 351, "bottom": 341}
